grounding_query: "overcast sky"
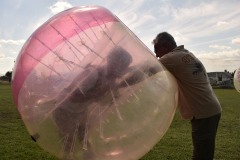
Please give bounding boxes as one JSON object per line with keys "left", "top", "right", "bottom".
{"left": 0, "top": 0, "right": 240, "bottom": 75}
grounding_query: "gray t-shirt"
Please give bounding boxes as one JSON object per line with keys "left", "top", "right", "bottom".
{"left": 160, "top": 45, "right": 222, "bottom": 119}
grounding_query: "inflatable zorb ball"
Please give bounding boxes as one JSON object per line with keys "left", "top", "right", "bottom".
{"left": 234, "top": 67, "right": 240, "bottom": 93}
{"left": 12, "top": 6, "right": 178, "bottom": 160}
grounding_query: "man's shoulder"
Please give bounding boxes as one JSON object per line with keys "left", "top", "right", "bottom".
{"left": 161, "top": 49, "right": 185, "bottom": 60}
{"left": 160, "top": 46, "right": 194, "bottom": 67}
{"left": 171, "top": 45, "right": 189, "bottom": 54}
{"left": 165, "top": 46, "right": 194, "bottom": 60}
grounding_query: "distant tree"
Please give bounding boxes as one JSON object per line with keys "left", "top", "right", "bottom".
{"left": 224, "top": 69, "right": 230, "bottom": 74}
{"left": 0, "top": 75, "right": 8, "bottom": 81}
{"left": 5, "top": 71, "right": 12, "bottom": 82}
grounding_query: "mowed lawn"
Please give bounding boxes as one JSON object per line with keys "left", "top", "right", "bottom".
{"left": 0, "top": 82, "right": 239, "bottom": 160}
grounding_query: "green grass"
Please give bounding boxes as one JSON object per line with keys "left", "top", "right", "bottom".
{"left": 0, "top": 83, "right": 58, "bottom": 160}
{"left": 141, "top": 89, "right": 240, "bottom": 160}
{"left": 1, "top": 83, "right": 240, "bottom": 160}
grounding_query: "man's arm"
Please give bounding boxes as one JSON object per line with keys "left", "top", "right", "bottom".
{"left": 118, "top": 63, "right": 162, "bottom": 87}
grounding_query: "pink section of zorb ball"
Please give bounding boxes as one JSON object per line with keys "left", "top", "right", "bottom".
{"left": 12, "top": 6, "right": 178, "bottom": 160}
{"left": 12, "top": 6, "right": 117, "bottom": 106}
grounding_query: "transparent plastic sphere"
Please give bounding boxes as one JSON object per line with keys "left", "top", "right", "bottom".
{"left": 12, "top": 6, "right": 178, "bottom": 160}
{"left": 234, "top": 67, "right": 240, "bottom": 93}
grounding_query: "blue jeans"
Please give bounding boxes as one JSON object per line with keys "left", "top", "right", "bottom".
{"left": 191, "top": 113, "right": 221, "bottom": 160}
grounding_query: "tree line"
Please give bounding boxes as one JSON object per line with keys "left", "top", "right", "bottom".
{"left": 0, "top": 71, "right": 12, "bottom": 82}
{"left": 224, "top": 69, "right": 236, "bottom": 78}
{"left": 0, "top": 69, "right": 237, "bottom": 83}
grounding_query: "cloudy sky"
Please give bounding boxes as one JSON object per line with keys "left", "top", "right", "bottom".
{"left": 0, "top": 0, "right": 240, "bottom": 75}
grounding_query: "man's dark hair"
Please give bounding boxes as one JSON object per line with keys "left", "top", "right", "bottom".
{"left": 106, "top": 46, "right": 132, "bottom": 78}
{"left": 152, "top": 32, "right": 177, "bottom": 50}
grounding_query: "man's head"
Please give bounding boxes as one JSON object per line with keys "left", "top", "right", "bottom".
{"left": 152, "top": 32, "right": 177, "bottom": 58}
{"left": 107, "top": 46, "right": 132, "bottom": 78}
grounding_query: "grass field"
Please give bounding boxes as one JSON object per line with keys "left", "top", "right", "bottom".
{"left": 0, "top": 82, "right": 239, "bottom": 160}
